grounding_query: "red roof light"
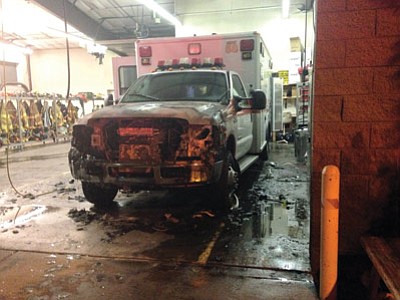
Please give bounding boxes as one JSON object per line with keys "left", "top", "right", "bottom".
{"left": 190, "top": 57, "right": 201, "bottom": 67}
{"left": 171, "top": 58, "right": 179, "bottom": 67}
{"left": 139, "top": 46, "right": 152, "bottom": 57}
{"left": 214, "top": 57, "right": 224, "bottom": 67}
{"left": 240, "top": 39, "right": 254, "bottom": 51}
{"left": 188, "top": 43, "right": 201, "bottom": 55}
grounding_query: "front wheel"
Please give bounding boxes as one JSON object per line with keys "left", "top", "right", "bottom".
{"left": 82, "top": 182, "right": 118, "bottom": 207}
{"left": 210, "top": 151, "right": 240, "bottom": 211}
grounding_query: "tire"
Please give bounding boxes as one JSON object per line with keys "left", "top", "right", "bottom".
{"left": 211, "top": 151, "right": 240, "bottom": 211}
{"left": 82, "top": 182, "right": 118, "bottom": 207}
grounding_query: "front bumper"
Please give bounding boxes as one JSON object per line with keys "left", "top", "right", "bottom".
{"left": 68, "top": 147, "right": 223, "bottom": 189}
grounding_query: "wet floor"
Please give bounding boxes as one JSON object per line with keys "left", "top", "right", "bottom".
{"left": 0, "top": 141, "right": 317, "bottom": 299}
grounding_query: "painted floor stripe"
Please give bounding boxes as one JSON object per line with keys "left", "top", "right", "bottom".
{"left": 197, "top": 222, "right": 225, "bottom": 265}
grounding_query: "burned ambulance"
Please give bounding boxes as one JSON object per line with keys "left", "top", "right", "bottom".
{"left": 69, "top": 33, "right": 272, "bottom": 210}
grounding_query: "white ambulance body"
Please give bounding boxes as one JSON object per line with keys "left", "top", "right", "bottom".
{"left": 111, "top": 56, "right": 136, "bottom": 100}
{"left": 80, "top": 32, "right": 275, "bottom": 210}
{"left": 135, "top": 32, "right": 272, "bottom": 95}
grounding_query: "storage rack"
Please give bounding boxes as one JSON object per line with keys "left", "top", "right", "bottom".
{"left": 296, "top": 82, "right": 310, "bottom": 128}
{"left": 0, "top": 95, "right": 79, "bottom": 148}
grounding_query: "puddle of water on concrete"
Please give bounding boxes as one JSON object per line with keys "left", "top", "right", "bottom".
{"left": 0, "top": 205, "right": 47, "bottom": 230}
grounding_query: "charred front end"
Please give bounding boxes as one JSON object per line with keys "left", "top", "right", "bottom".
{"left": 68, "top": 117, "right": 224, "bottom": 190}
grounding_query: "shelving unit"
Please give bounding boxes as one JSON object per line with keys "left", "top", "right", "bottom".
{"left": 296, "top": 82, "right": 310, "bottom": 128}
{"left": 271, "top": 77, "right": 284, "bottom": 133}
{"left": 282, "top": 83, "right": 297, "bottom": 133}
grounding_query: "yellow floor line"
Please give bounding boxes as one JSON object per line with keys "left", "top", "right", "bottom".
{"left": 197, "top": 222, "right": 225, "bottom": 265}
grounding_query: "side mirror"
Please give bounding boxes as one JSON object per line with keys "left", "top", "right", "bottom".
{"left": 233, "top": 95, "right": 249, "bottom": 110}
{"left": 104, "top": 94, "right": 114, "bottom": 106}
{"left": 250, "top": 90, "right": 266, "bottom": 109}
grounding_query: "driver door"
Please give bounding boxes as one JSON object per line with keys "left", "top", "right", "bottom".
{"left": 231, "top": 73, "right": 253, "bottom": 159}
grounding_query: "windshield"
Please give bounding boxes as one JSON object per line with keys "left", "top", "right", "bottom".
{"left": 119, "top": 71, "right": 228, "bottom": 103}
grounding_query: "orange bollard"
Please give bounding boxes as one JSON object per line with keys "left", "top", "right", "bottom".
{"left": 320, "top": 165, "right": 340, "bottom": 300}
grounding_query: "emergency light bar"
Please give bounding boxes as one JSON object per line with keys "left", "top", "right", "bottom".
{"left": 156, "top": 57, "right": 224, "bottom": 71}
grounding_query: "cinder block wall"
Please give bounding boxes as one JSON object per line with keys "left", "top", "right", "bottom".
{"left": 311, "top": 0, "right": 400, "bottom": 273}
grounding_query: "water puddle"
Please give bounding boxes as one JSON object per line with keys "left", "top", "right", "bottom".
{"left": 0, "top": 205, "right": 47, "bottom": 230}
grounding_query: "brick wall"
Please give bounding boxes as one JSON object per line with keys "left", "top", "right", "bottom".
{"left": 311, "top": 0, "right": 400, "bottom": 274}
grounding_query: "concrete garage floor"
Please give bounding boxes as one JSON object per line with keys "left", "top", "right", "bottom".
{"left": 0, "top": 141, "right": 318, "bottom": 300}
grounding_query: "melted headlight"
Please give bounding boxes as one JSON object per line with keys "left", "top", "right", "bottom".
{"left": 188, "top": 125, "right": 213, "bottom": 157}
{"left": 195, "top": 127, "right": 211, "bottom": 140}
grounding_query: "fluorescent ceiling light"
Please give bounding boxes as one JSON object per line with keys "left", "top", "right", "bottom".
{"left": 282, "top": 0, "right": 290, "bottom": 18}
{"left": 87, "top": 43, "right": 107, "bottom": 54}
{"left": 137, "top": 0, "right": 182, "bottom": 27}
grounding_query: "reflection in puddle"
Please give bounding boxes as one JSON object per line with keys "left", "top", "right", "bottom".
{"left": 0, "top": 205, "right": 46, "bottom": 229}
{"left": 237, "top": 199, "right": 311, "bottom": 272}
{"left": 251, "top": 200, "right": 308, "bottom": 240}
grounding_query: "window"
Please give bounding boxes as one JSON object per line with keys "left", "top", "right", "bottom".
{"left": 0, "top": 61, "right": 17, "bottom": 86}
{"left": 232, "top": 74, "right": 247, "bottom": 98}
{"left": 120, "top": 71, "right": 228, "bottom": 103}
{"left": 118, "top": 66, "right": 137, "bottom": 96}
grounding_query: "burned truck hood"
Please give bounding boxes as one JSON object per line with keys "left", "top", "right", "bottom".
{"left": 77, "top": 101, "right": 225, "bottom": 125}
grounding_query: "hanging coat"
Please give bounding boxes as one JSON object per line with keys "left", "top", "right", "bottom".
{"left": 6, "top": 100, "right": 17, "bottom": 130}
{"left": 66, "top": 100, "right": 77, "bottom": 125}
{"left": 51, "top": 100, "right": 64, "bottom": 127}
{"left": 36, "top": 100, "right": 43, "bottom": 116}
{"left": 42, "top": 101, "right": 51, "bottom": 129}
{"left": 25, "top": 100, "right": 35, "bottom": 129}
{"left": 0, "top": 100, "right": 13, "bottom": 134}
{"left": 30, "top": 100, "right": 43, "bottom": 128}
{"left": 19, "top": 101, "right": 29, "bottom": 131}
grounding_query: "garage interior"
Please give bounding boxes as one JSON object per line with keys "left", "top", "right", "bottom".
{"left": 0, "top": 1, "right": 399, "bottom": 300}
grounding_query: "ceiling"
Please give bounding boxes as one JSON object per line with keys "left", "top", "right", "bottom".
{"left": 0, "top": 0, "right": 314, "bottom": 57}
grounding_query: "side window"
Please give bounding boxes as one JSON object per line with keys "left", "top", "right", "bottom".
{"left": 232, "top": 74, "right": 247, "bottom": 98}
{"left": 119, "top": 66, "right": 137, "bottom": 96}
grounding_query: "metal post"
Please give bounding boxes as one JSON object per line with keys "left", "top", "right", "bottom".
{"left": 320, "top": 165, "right": 340, "bottom": 300}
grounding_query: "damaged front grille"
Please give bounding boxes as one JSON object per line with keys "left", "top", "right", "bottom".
{"left": 71, "top": 117, "right": 220, "bottom": 185}
{"left": 103, "top": 118, "right": 189, "bottom": 163}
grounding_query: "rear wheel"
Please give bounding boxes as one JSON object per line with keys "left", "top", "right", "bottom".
{"left": 82, "top": 182, "right": 118, "bottom": 207}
